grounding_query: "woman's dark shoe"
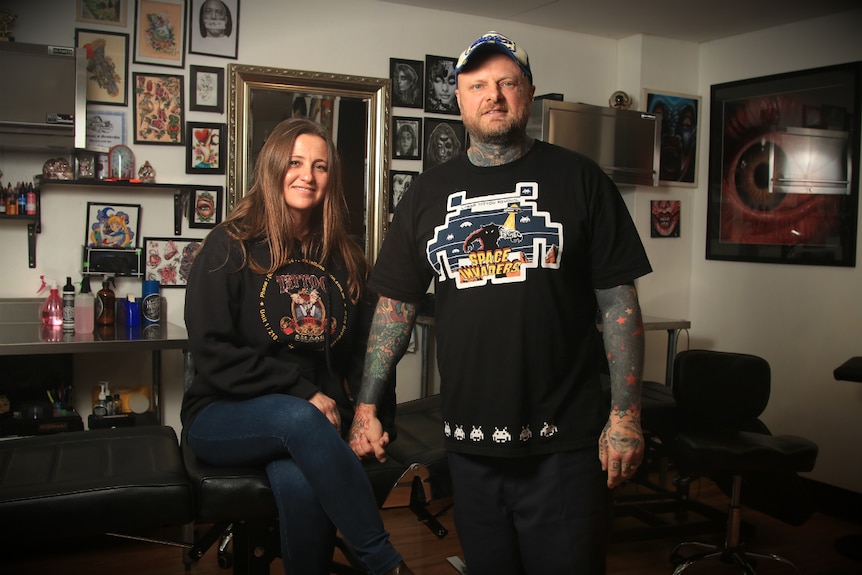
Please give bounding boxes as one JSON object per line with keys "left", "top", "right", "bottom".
{"left": 384, "top": 561, "right": 415, "bottom": 575}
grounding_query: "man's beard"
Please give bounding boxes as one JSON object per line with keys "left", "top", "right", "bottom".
{"left": 467, "top": 117, "right": 525, "bottom": 146}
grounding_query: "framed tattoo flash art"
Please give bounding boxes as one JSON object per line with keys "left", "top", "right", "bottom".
{"left": 188, "top": 185, "right": 223, "bottom": 229}
{"left": 133, "top": 0, "right": 186, "bottom": 68}
{"left": 188, "top": 0, "right": 240, "bottom": 59}
{"left": 186, "top": 122, "right": 226, "bottom": 174}
{"left": 85, "top": 202, "right": 141, "bottom": 248}
{"left": 133, "top": 72, "right": 185, "bottom": 145}
{"left": 642, "top": 89, "right": 700, "bottom": 187}
{"left": 706, "top": 62, "right": 861, "bottom": 267}
{"left": 75, "top": 29, "right": 129, "bottom": 106}
{"left": 650, "top": 200, "right": 681, "bottom": 238}
{"left": 77, "top": 0, "right": 128, "bottom": 27}
{"left": 189, "top": 65, "right": 224, "bottom": 112}
{"left": 143, "top": 237, "right": 202, "bottom": 287}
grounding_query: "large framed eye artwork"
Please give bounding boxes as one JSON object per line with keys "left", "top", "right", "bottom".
{"left": 706, "top": 61, "right": 861, "bottom": 267}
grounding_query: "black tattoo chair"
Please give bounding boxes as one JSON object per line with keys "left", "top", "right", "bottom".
{"left": 668, "top": 349, "right": 819, "bottom": 574}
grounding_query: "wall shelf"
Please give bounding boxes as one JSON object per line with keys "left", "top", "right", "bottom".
{"left": 4, "top": 180, "right": 195, "bottom": 269}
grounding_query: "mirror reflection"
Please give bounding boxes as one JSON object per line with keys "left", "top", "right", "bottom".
{"left": 227, "top": 64, "right": 391, "bottom": 264}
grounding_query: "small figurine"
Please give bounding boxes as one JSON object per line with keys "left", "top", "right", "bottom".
{"left": 138, "top": 161, "right": 156, "bottom": 183}
{"left": 0, "top": 10, "right": 16, "bottom": 41}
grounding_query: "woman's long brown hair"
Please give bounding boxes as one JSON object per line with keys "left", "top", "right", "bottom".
{"left": 221, "top": 117, "right": 368, "bottom": 301}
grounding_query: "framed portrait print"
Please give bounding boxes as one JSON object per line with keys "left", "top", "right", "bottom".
{"left": 390, "top": 58, "right": 423, "bottom": 109}
{"left": 143, "top": 236, "right": 203, "bottom": 287}
{"left": 188, "top": 0, "right": 240, "bottom": 59}
{"left": 393, "top": 116, "right": 421, "bottom": 161}
{"left": 133, "top": 72, "right": 184, "bottom": 145}
{"left": 642, "top": 89, "right": 700, "bottom": 187}
{"left": 390, "top": 170, "right": 417, "bottom": 214}
{"left": 186, "top": 122, "right": 226, "bottom": 174}
{"left": 188, "top": 185, "right": 223, "bottom": 228}
{"left": 189, "top": 65, "right": 224, "bottom": 112}
{"left": 706, "top": 61, "right": 861, "bottom": 267}
{"left": 650, "top": 200, "right": 681, "bottom": 238}
{"left": 423, "top": 118, "right": 465, "bottom": 171}
{"left": 75, "top": 29, "right": 129, "bottom": 106}
{"left": 133, "top": 0, "right": 186, "bottom": 68}
{"left": 76, "top": 0, "right": 128, "bottom": 27}
{"left": 85, "top": 202, "right": 141, "bottom": 248}
{"left": 424, "top": 55, "right": 459, "bottom": 115}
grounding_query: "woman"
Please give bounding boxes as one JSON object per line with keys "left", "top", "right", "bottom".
{"left": 395, "top": 122, "right": 417, "bottom": 158}
{"left": 425, "top": 59, "right": 458, "bottom": 113}
{"left": 393, "top": 62, "right": 419, "bottom": 107}
{"left": 182, "top": 118, "right": 413, "bottom": 575}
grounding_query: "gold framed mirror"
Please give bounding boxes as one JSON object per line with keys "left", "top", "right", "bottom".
{"left": 227, "top": 64, "right": 391, "bottom": 264}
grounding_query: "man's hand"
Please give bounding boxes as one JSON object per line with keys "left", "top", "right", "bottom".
{"left": 599, "top": 413, "right": 644, "bottom": 489}
{"left": 348, "top": 402, "right": 390, "bottom": 462}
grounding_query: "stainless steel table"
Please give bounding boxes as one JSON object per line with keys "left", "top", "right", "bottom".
{"left": 0, "top": 321, "right": 190, "bottom": 423}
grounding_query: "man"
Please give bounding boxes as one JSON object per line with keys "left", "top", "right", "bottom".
{"left": 350, "top": 31, "right": 651, "bottom": 574}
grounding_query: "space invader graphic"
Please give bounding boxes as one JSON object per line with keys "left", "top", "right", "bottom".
{"left": 426, "top": 182, "right": 563, "bottom": 290}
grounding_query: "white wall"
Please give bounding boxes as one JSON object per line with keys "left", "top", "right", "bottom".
{"left": 1, "top": 0, "right": 860, "bottom": 493}
{"left": 693, "top": 11, "right": 862, "bottom": 493}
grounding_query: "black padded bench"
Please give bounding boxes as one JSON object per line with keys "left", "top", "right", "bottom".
{"left": 0, "top": 395, "right": 451, "bottom": 574}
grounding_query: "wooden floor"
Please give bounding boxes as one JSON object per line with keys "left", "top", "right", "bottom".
{"left": 3, "top": 474, "right": 860, "bottom": 574}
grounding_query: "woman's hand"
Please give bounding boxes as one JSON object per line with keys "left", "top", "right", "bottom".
{"left": 308, "top": 391, "right": 341, "bottom": 433}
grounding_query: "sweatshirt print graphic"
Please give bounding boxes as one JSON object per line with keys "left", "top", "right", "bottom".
{"left": 259, "top": 259, "right": 347, "bottom": 350}
{"left": 426, "top": 182, "right": 563, "bottom": 289}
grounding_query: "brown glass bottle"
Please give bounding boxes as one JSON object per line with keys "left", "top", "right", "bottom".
{"left": 96, "top": 281, "right": 115, "bottom": 326}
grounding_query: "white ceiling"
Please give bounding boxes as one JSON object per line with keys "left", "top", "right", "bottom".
{"left": 380, "top": 0, "right": 860, "bottom": 43}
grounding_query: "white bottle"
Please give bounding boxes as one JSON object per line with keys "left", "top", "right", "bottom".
{"left": 75, "top": 276, "right": 95, "bottom": 334}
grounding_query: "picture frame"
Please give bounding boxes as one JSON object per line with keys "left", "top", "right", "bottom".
{"left": 133, "top": 0, "right": 186, "bottom": 68}
{"left": 423, "top": 118, "right": 465, "bottom": 171}
{"left": 706, "top": 61, "right": 861, "bottom": 267}
{"left": 393, "top": 116, "right": 421, "bottom": 160}
{"left": 76, "top": 0, "right": 128, "bottom": 27}
{"left": 188, "top": 185, "right": 223, "bottom": 228}
{"left": 85, "top": 202, "right": 141, "bottom": 248}
{"left": 74, "top": 149, "right": 98, "bottom": 180}
{"left": 186, "top": 122, "right": 226, "bottom": 174}
{"left": 86, "top": 108, "right": 127, "bottom": 152}
{"left": 424, "top": 55, "right": 459, "bottom": 115}
{"left": 133, "top": 72, "right": 185, "bottom": 145}
{"left": 642, "top": 89, "right": 701, "bottom": 187}
{"left": 188, "top": 0, "right": 240, "bottom": 59}
{"left": 143, "top": 236, "right": 203, "bottom": 287}
{"left": 390, "top": 58, "right": 423, "bottom": 109}
{"left": 390, "top": 170, "right": 417, "bottom": 213}
{"left": 189, "top": 65, "right": 224, "bottom": 112}
{"left": 75, "top": 29, "right": 129, "bottom": 107}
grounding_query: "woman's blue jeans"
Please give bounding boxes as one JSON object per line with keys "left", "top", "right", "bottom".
{"left": 186, "top": 394, "right": 402, "bottom": 575}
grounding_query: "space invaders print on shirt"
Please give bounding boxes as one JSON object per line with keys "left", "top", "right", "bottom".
{"left": 426, "top": 182, "right": 563, "bottom": 289}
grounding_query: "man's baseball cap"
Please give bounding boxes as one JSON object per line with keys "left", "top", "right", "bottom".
{"left": 455, "top": 31, "right": 532, "bottom": 84}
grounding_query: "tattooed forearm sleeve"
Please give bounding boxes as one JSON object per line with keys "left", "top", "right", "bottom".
{"left": 355, "top": 296, "right": 418, "bottom": 406}
{"left": 595, "top": 284, "right": 645, "bottom": 421}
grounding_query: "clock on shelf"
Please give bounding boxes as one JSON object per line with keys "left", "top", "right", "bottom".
{"left": 107, "top": 144, "right": 136, "bottom": 180}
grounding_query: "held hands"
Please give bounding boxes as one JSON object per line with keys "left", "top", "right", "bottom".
{"left": 598, "top": 412, "right": 645, "bottom": 489}
{"left": 348, "top": 402, "right": 390, "bottom": 462}
{"left": 308, "top": 391, "right": 342, "bottom": 434}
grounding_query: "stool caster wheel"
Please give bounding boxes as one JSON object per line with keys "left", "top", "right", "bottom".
{"left": 217, "top": 550, "right": 233, "bottom": 569}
